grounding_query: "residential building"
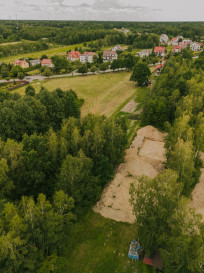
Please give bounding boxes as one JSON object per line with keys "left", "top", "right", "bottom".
{"left": 41, "top": 59, "right": 54, "bottom": 68}
{"left": 160, "top": 34, "right": 169, "bottom": 44}
{"left": 13, "top": 60, "right": 29, "bottom": 69}
{"left": 67, "top": 51, "right": 81, "bottom": 62}
{"left": 172, "top": 46, "right": 183, "bottom": 53}
{"left": 168, "top": 36, "right": 183, "bottom": 46}
{"left": 137, "top": 49, "right": 152, "bottom": 58}
{"left": 103, "top": 50, "right": 118, "bottom": 62}
{"left": 154, "top": 47, "right": 166, "bottom": 56}
{"left": 112, "top": 45, "right": 123, "bottom": 52}
{"left": 80, "top": 52, "right": 97, "bottom": 63}
{"left": 190, "top": 42, "right": 203, "bottom": 51}
{"left": 29, "top": 59, "right": 41, "bottom": 66}
{"left": 178, "top": 39, "right": 192, "bottom": 48}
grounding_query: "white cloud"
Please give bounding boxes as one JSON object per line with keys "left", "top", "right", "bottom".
{"left": 0, "top": 0, "right": 203, "bottom": 21}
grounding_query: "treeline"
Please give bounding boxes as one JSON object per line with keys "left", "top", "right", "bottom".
{"left": 1, "top": 21, "right": 204, "bottom": 44}
{"left": 143, "top": 56, "right": 204, "bottom": 195}
{"left": 0, "top": 41, "right": 49, "bottom": 58}
{"left": 130, "top": 56, "right": 204, "bottom": 273}
{"left": 0, "top": 86, "right": 82, "bottom": 140}
{"left": 0, "top": 86, "right": 128, "bottom": 272}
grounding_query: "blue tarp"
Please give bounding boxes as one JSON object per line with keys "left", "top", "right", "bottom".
{"left": 128, "top": 240, "right": 143, "bottom": 260}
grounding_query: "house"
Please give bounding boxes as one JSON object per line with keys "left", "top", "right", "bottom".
{"left": 80, "top": 52, "right": 97, "bottom": 63}
{"left": 168, "top": 35, "right": 184, "bottom": 46}
{"left": 179, "top": 39, "right": 192, "bottom": 48}
{"left": 190, "top": 42, "right": 203, "bottom": 51}
{"left": 13, "top": 60, "right": 29, "bottom": 69}
{"left": 137, "top": 49, "right": 152, "bottom": 58}
{"left": 173, "top": 45, "right": 183, "bottom": 53}
{"left": 41, "top": 59, "right": 54, "bottom": 68}
{"left": 155, "top": 63, "right": 163, "bottom": 76}
{"left": 112, "top": 45, "right": 123, "bottom": 52}
{"left": 29, "top": 59, "right": 41, "bottom": 66}
{"left": 143, "top": 250, "right": 163, "bottom": 270}
{"left": 160, "top": 34, "right": 169, "bottom": 44}
{"left": 154, "top": 47, "right": 166, "bottom": 56}
{"left": 67, "top": 51, "right": 81, "bottom": 62}
{"left": 103, "top": 50, "right": 118, "bottom": 62}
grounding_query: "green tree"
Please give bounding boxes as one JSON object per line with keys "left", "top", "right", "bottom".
{"left": 40, "top": 55, "right": 48, "bottom": 60}
{"left": 42, "top": 69, "right": 52, "bottom": 77}
{"left": 130, "top": 62, "right": 151, "bottom": 86}
{"left": 99, "top": 62, "right": 109, "bottom": 71}
{"left": 10, "top": 65, "right": 23, "bottom": 77}
{"left": 18, "top": 72, "right": 25, "bottom": 80}
{"left": 25, "top": 85, "right": 36, "bottom": 96}
{"left": 1, "top": 64, "right": 9, "bottom": 78}
{"left": 78, "top": 64, "right": 88, "bottom": 74}
{"left": 130, "top": 170, "right": 181, "bottom": 255}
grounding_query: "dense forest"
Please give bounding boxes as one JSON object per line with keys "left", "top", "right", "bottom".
{"left": 0, "top": 21, "right": 204, "bottom": 44}
{"left": 0, "top": 85, "right": 128, "bottom": 272}
{"left": 0, "top": 21, "right": 204, "bottom": 58}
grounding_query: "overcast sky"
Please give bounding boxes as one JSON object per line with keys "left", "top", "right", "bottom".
{"left": 0, "top": 0, "right": 204, "bottom": 21}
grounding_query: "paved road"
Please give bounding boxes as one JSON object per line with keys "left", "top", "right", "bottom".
{"left": 0, "top": 69, "right": 126, "bottom": 84}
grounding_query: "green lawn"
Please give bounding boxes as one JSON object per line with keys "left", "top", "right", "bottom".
{"left": 16, "top": 72, "right": 137, "bottom": 117}
{"left": 27, "top": 69, "right": 41, "bottom": 76}
{"left": 64, "top": 211, "right": 154, "bottom": 273}
{"left": 0, "top": 42, "right": 84, "bottom": 64}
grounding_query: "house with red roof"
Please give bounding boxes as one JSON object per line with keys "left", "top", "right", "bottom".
{"left": 154, "top": 47, "right": 166, "bottom": 56}
{"left": 67, "top": 51, "right": 81, "bottom": 62}
{"left": 168, "top": 36, "right": 183, "bottom": 46}
{"left": 173, "top": 45, "right": 183, "bottom": 53}
{"left": 41, "top": 59, "right": 54, "bottom": 68}
{"left": 80, "top": 52, "right": 97, "bottom": 63}
{"left": 13, "top": 60, "right": 29, "bottom": 69}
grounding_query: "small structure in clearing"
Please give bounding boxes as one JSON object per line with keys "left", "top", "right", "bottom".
{"left": 143, "top": 250, "right": 163, "bottom": 270}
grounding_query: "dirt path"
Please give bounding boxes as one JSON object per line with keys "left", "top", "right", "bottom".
{"left": 93, "top": 126, "right": 166, "bottom": 223}
{"left": 191, "top": 152, "right": 204, "bottom": 222}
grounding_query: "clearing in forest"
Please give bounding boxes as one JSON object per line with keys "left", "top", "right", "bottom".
{"left": 16, "top": 72, "right": 137, "bottom": 117}
{"left": 191, "top": 152, "right": 204, "bottom": 222}
{"left": 93, "top": 126, "right": 167, "bottom": 223}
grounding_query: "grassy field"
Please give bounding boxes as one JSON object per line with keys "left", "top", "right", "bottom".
{"left": 64, "top": 211, "right": 154, "bottom": 273}
{"left": 27, "top": 69, "right": 41, "bottom": 75}
{"left": 0, "top": 42, "right": 84, "bottom": 64}
{"left": 16, "top": 72, "right": 137, "bottom": 117}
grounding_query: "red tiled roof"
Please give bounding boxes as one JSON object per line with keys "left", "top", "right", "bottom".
{"left": 154, "top": 47, "right": 165, "bottom": 53}
{"left": 41, "top": 59, "right": 52, "bottom": 65}
{"left": 13, "top": 60, "right": 27, "bottom": 66}
{"left": 171, "top": 38, "right": 177, "bottom": 41}
{"left": 173, "top": 46, "right": 182, "bottom": 50}
{"left": 156, "top": 64, "right": 163, "bottom": 70}
{"left": 67, "top": 51, "right": 81, "bottom": 59}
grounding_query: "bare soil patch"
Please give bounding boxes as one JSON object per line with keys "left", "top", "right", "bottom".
{"left": 93, "top": 126, "right": 166, "bottom": 223}
{"left": 191, "top": 152, "right": 204, "bottom": 222}
{"left": 121, "top": 99, "right": 138, "bottom": 113}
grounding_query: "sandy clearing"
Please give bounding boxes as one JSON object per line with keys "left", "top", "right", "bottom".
{"left": 93, "top": 126, "right": 166, "bottom": 223}
{"left": 121, "top": 99, "right": 138, "bottom": 113}
{"left": 191, "top": 152, "right": 204, "bottom": 222}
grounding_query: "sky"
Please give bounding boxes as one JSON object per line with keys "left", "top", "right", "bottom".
{"left": 0, "top": 0, "right": 204, "bottom": 21}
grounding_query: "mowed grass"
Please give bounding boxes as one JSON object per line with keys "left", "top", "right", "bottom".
{"left": 64, "top": 211, "right": 152, "bottom": 273}
{"left": 16, "top": 72, "right": 137, "bottom": 117}
{"left": 0, "top": 42, "right": 84, "bottom": 64}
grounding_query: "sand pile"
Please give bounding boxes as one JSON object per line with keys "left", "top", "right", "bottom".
{"left": 191, "top": 152, "right": 204, "bottom": 222}
{"left": 93, "top": 126, "right": 166, "bottom": 223}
